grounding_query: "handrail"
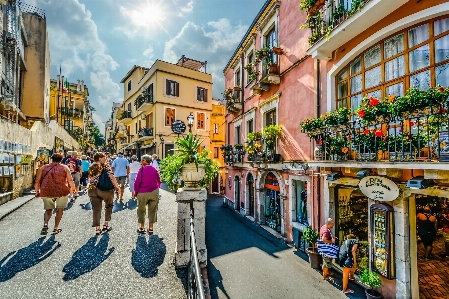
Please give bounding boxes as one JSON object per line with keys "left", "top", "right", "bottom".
{"left": 188, "top": 198, "right": 205, "bottom": 299}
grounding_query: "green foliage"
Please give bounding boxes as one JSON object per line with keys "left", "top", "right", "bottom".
{"left": 325, "top": 134, "right": 349, "bottom": 155}
{"left": 299, "top": 0, "right": 318, "bottom": 11}
{"left": 263, "top": 125, "right": 282, "bottom": 149}
{"left": 174, "top": 133, "right": 205, "bottom": 170}
{"left": 300, "top": 117, "right": 324, "bottom": 136}
{"left": 246, "top": 132, "right": 262, "bottom": 142}
{"left": 356, "top": 96, "right": 391, "bottom": 124}
{"left": 323, "top": 107, "right": 351, "bottom": 126}
{"left": 303, "top": 226, "right": 319, "bottom": 244}
{"left": 359, "top": 270, "right": 382, "bottom": 290}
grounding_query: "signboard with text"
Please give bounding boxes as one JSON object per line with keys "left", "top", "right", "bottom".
{"left": 171, "top": 120, "right": 186, "bottom": 135}
{"left": 358, "top": 176, "right": 399, "bottom": 201}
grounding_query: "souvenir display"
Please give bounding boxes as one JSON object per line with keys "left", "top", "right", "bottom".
{"left": 18, "top": 144, "right": 22, "bottom": 153}
{"left": 15, "top": 165, "right": 21, "bottom": 177}
{"left": 3, "top": 166, "right": 9, "bottom": 175}
{"left": 9, "top": 166, "right": 14, "bottom": 176}
{"left": 9, "top": 155, "right": 14, "bottom": 164}
{"left": 370, "top": 203, "right": 395, "bottom": 279}
{"left": 0, "top": 140, "right": 3, "bottom": 151}
{"left": 16, "top": 155, "right": 21, "bottom": 164}
{"left": 3, "top": 155, "right": 8, "bottom": 163}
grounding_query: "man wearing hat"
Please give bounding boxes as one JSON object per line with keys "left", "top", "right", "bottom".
{"left": 111, "top": 152, "right": 129, "bottom": 201}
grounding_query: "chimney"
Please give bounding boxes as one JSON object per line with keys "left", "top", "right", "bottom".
{"left": 77, "top": 80, "right": 80, "bottom": 91}
{"left": 57, "top": 75, "right": 60, "bottom": 90}
{"left": 81, "top": 80, "right": 84, "bottom": 92}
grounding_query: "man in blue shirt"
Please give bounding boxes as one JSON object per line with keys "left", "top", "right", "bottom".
{"left": 111, "top": 152, "right": 130, "bottom": 201}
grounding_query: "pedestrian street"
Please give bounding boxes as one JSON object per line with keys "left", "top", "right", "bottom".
{"left": 0, "top": 187, "right": 187, "bottom": 299}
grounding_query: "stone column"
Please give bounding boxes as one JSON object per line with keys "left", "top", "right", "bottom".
{"left": 175, "top": 188, "right": 207, "bottom": 268}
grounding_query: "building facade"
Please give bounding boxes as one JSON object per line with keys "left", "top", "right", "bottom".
{"left": 301, "top": 0, "right": 449, "bottom": 298}
{"left": 210, "top": 100, "right": 226, "bottom": 193}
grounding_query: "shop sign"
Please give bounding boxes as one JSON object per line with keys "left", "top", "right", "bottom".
{"left": 358, "top": 176, "right": 399, "bottom": 201}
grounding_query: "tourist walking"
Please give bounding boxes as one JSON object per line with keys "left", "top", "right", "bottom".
{"left": 442, "top": 204, "right": 449, "bottom": 258}
{"left": 128, "top": 155, "right": 140, "bottom": 199}
{"left": 34, "top": 153, "right": 75, "bottom": 235}
{"left": 80, "top": 155, "right": 90, "bottom": 191}
{"left": 339, "top": 234, "right": 358, "bottom": 294}
{"left": 151, "top": 154, "right": 160, "bottom": 170}
{"left": 88, "top": 152, "right": 120, "bottom": 235}
{"left": 62, "top": 151, "right": 82, "bottom": 201}
{"left": 134, "top": 154, "right": 161, "bottom": 234}
{"left": 320, "top": 218, "right": 336, "bottom": 282}
{"left": 111, "top": 152, "right": 129, "bottom": 201}
{"left": 417, "top": 206, "right": 438, "bottom": 260}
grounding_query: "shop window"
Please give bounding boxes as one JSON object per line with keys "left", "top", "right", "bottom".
{"left": 166, "top": 79, "right": 179, "bottom": 97}
{"left": 165, "top": 108, "right": 175, "bottom": 126}
{"left": 294, "top": 180, "right": 308, "bottom": 225}
{"left": 264, "top": 172, "right": 281, "bottom": 232}
{"left": 196, "top": 112, "right": 205, "bottom": 130}
{"left": 336, "top": 17, "right": 449, "bottom": 110}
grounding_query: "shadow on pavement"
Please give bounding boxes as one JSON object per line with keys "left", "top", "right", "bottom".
{"left": 131, "top": 234, "right": 166, "bottom": 278}
{"left": 62, "top": 234, "right": 114, "bottom": 281}
{"left": 176, "top": 268, "right": 188, "bottom": 295}
{"left": 208, "top": 260, "right": 231, "bottom": 299}
{"left": 112, "top": 200, "right": 126, "bottom": 213}
{"left": 0, "top": 236, "right": 61, "bottom": 282}
{"left": 125, "top": 198, "right": 138, "bottom": 210}
{"left": 80, "top": 202, "right": 92, "bottom": 211}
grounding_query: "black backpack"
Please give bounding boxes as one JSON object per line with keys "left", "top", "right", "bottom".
{"left": 97, "top": 169, "right": 115, "bottom": 191}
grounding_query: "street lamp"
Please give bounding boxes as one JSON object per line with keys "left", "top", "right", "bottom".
{"left": 187, "top": 112, "right": 194, "bottom": 133}
{"left": 135, "top": 140, "right": 143, "bottom": 160}
{"left": 159, "top": 134, "right": 164, "bottom": 158}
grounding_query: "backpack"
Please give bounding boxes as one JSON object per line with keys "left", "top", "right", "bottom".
{"left": 97, "top": 169, "right": 115, "bottom": 191}
{"left": 67, "top": 157, "right": 79, "bottom": 173}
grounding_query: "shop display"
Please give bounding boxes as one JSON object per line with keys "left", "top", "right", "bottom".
{"left": 370, "top": 203, "right": 395, "bottom": 279}
{"left": 265, "top": 172, "right": 281, "bottom": 232}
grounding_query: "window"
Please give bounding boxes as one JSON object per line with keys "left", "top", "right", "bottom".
{"left": 64, "top": 120, "right": 73, "bottom": 131}
{"left": 235, "top": 69, "right": 241, "bottom": 87}
{"left": 146, "top": 113, "right": 153, "bottom": 129}
{"left": 135, "top": 122, "right": 138, "bottom": 134}
{"left": 164, "top": 144, "right": 174, "bottom": 158}
{"left": 247, "top": 52, "right": 254, "bottom": 83}
{"left": 336, "top": 17, "right": 449, "bottom": 112}
{"left": 197, "top": 87, "right": 208, "bottom": 102}
{"left": 147, "top": 83, "right": 154, "bottom": 102}
{"left": 263, "top": 27, "right": 278, "bottom": 76}
{"left": 265, "top": 109, "right": 276, "bottom": 126}
{"left": 197, "top": 112, "right": 205, "bottom": 130}
{"left": 127, "top": 125, "right": 131, "bottom": 143}
{"left": 165, "top": 108, "right": 175, "bottom": 126}
{"left": 214, "top": 147, "right": 219, "bottom": 158}
{"left": 127, "top": 102, "right": 131, "bottom": 112}
{"left": 127, "top": 80, "right": 131, "bottom": 92}
{"left": 247, "top": 119, "right": 254, "bottom": 134}
{"left": 166, "top": 79, "right": 179, "bottom": 96}
{"left": 64, "top": 99, "right": 75, "bottom": 115}
{"left": 214, "top": 123, "right": 219, "bottom": 134}
{"left": 235, "top": 126, "right": 241, "bottom": 144}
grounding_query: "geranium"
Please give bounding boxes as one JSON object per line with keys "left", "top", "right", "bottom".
{"left": 375, "top": 130, "right": 383, "bottom": 137}
{"left": 441, "top": 107, "right": 447, "bottom": 114}
{"left": 369, "top": 97, "right": 379, "bottom": 106}
{"left": 388, "top": 95, "right": 395, "bottom": 103}
{"left": 358, "top": 110, "right": 365, "bottom": 118}
{"left": 342, "top": 147, "right": 349, "bottom": 154}
{"left": 356, "top": 96, "right": 391, "bottom": 124}
{"left": 363, "top": 129, "right": 369, "bottom": 135}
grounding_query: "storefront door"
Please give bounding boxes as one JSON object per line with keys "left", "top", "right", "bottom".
{"left": 234, "top": 176, "right": 240, "bottom": 211}
{"left": 247, "top": 174, "right": 254, "bottom": 217}
{"left": 264, "top": 172, "right": 281, "bottom": 232}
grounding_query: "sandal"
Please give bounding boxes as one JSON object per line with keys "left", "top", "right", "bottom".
{"left": 349, "top": 277, "right": 356, "bottom": 281}
{"left": 95, "top": 227, "right": 102, "bottom": 235}
{"left": 323, "top": 277, "right": 335, "bottom": 283}
{"left": 40, "top": 226, "right": 49, "bottom": 235}
{"left": 147, "top": 228, "right": 154, "bottom": 235}
{"left": 52, "top": 228, "right": 62, "bottom": 235}
{"left": 343, "top": 289, "right": 354, "bottom": 294}
{"left": 137, "top": 228, "right": 146, "bottom": 234}
{"left": 102, "top": 225, "right": 112, "bottom": 233}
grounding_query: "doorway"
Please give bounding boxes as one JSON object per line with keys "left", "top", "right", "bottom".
{"left": 247, "top": 173, "right": 255, "bottom": 217}
{"left": 212, "top": 175, "right": 219, "bottom": 193}
{"left": 234, "top": 176, "right": 240, "bottom": 211}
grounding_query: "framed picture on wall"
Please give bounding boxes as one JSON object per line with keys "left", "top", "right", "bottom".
{"left": 3, "top": 166, "right": 9, "bottom": 175}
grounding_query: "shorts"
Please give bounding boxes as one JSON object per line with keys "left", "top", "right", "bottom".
{"left": 322, "top": 256, "right": 333, "bottom": 269}
{"left": 42, "top": 195, "right": 69, "bottom": 210}
{"left": 116, "top": 176, "right": 126, "bottom": 186}
{"left": 443, "top": 231, "right": 449, "bottom": 243}
{"left": 71, "top": 172, "right": 80, "bottom": 186}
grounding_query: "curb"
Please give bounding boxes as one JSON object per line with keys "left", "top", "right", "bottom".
{"left": 0, "top": 195, "right": 36, "bottom": 221}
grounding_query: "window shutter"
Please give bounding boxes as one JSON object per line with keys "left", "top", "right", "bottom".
{"left": 146, "top": 114, "right": 149, "bottom": 128}
{"left": 197, "top": 88, "right": 201, "bottom": 101}
{"left": 149, "top": 113, "right": 153, "bottom": 129}
{"left": 139, "top": 120, "right": 141, "bottom": 130}
{"left": 204, "top": 89, "right": 208, "bottom": 102}
{"left": 175, "top": 82, "right": 179, "bottom": 97}
{"left": 149, "top": 83, "right": 153, "bottom": 102}
{"left": 166, "top": 80, "right": 170, "bottom": 95}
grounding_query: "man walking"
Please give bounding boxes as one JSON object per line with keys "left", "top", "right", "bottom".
{"left": 111, "top": 152, "right": 129, "bottom": 202}
{"left": 34, "top": 153, "right": 75, "bottom": 235}
{"left": 320, "top": 218, "right": 336, "bottom": 282}
{"left": 62, "top": 151, "right": 82, "bottom": 201}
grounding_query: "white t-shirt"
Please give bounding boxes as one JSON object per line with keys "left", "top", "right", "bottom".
{"left": 151, "top": 160, "right": 159, "bottom": 170}
{"left": 129, "top": 161, "right": 141, "bottom": 174}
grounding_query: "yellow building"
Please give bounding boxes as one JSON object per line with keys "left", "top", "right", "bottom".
{"left": 117, "top": 58, "right": 212, "bottom": 160}
{"left": 210, "top": 100, "right": 226, "bottom": 193}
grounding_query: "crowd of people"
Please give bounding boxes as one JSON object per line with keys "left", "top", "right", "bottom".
{"left": 33, "top": 150, "right": 161, "bottom": 237}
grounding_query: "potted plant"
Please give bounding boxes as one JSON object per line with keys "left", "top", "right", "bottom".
{"left": 159, "top": 133, "right": 219, "bottom": 190}
{"left": 303, "top": 226, "right": 322, "bottom": 268}
{"left": 356, "top": 96, "right": 391, "bottom": 124}
{"left": 272, "top": 47, "right": 284, "bottom": 55}
{"left": 359, "top": 269, "right": 382, "bottom": 299}
{"left": 234, "top": 85, "right": 242, "bottom": 91}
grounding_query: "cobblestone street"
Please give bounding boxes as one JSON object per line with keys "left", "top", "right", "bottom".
{"left": 0, "top": 188, "right": 187, "bottom": 299}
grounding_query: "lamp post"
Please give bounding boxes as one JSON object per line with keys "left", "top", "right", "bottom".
{"left": 159, "top": 134, "right": 164, "bottom": 158}
{"left": 187, "top": 112, "right": 194, "bottom": 133}
{"left": 135, "top": 140, "right": 143, "bottom": 160}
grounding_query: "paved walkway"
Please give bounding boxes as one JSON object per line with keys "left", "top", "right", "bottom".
{"left": 206, "top": 194, "right": 365, "bottom": 299}
{"left": 0, "top": 188, "right": 187, "bottom": 299}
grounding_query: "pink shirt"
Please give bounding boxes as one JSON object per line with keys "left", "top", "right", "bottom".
{"left": 134, "top": 165, "right": 161, "bottom": 195}
{"left": 320, "top": 225, "right": 332, "bottom": 241}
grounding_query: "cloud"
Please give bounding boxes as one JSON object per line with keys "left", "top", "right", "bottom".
{"left": 163, "top": 19, "right": 247, "bottom": 98}
{"left": 178, "top": 0, "right": 193, "bottom": 16}
{"left": 92, "top": 112, "right": 105, "bottom": 137}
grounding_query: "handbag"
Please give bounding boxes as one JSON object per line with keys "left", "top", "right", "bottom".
{"left": 344, "top": 256, "right": 354, "bottom": 268}
{"left": 317, "top": 240, "right": 340, "bottom": 259}
{"left": 97, "top": 168, "right": 115, "bottom": 191}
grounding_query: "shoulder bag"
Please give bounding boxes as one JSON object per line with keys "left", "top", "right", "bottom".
{"left": 97, "top": 166, "right": 115, "bottom": 191}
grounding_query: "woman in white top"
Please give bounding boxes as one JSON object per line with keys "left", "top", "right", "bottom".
{"left": 128, "top": 155, "right": 141, "bottom": 199}
{"left": 151, "top": 154, "right": 159, "bottom": 170}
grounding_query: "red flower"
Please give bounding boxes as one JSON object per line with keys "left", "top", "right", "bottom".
{"left": 347, "top": 135, "right": 352, "bottom": 140}
{"left": 410, "top": 121, "right": 415, "bottom": 126}
{"left": 382, "top": 136, "right": 387, "bottom": 141}
{"left": 440, "top": 107, "right": 447, "bottom": 114}
{"left": 317, "top": 139, "right": 322, "bottom": 145}
{"left": 399, "top": 128, "right": 403, "bottom": 133}
{"left": 375, "top": 130, "right": 383, "bottom": 137}
{"left": 363, "top": 129, "right": 369, "bottom": 135}
{"left": 438, "top": 87, "right": 444, "bottom": 92}
{"left": 358, "top": 110, "right": 365, "bottom": 118}
{"left": 369, "top": 97, "right": 379, "bottom": 106}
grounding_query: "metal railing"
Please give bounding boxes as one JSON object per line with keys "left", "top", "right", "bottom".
{"left": 187, "top": 198, "right": 205, "bottom": 299}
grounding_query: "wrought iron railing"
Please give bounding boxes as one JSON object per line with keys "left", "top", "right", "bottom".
{"left": 138, "top": 127, "right": 153, "bottom": 138}
{"left": 118, "top": 110, "right": 132, "bottom": 120}
{"left": 188, "top": 199, "right": 205, "bottom": 299}
{"left": 134, "top": 93, "right": 154, "bottom": 109}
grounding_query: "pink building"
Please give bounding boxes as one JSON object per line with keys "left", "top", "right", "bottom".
{"left": 222, "top": 0, "right": 320, "bottom": 243}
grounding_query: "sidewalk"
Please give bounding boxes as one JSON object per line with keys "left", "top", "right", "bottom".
{"left": 0, "top": 195, "right": 35, "bottom": 221}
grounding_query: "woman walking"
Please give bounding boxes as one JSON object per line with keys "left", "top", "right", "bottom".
{"left": 128, "top": 155, "right": 141, "bottom": 199}
{"left": 88, "top": 152, "right": 120, "bottom": 235}
{"left": 339, "top": 234, "right": 359, "bottom": 294}
{"left": 80, "top": 155, "right": 90, "bottom": 191}
{"left": 134, "top": 154, "right": 161, "bottom": 234}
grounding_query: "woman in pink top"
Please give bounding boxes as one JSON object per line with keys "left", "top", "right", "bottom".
{"left": 134, "top": 154, "right": 161, "bottom": 234}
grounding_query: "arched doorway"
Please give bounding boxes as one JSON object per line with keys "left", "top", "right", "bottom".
{"left": 234, "top": 176, "right": 240, "bottom": 211}
{"left": 246, "top": 173, "right": 255, "bottom": 217}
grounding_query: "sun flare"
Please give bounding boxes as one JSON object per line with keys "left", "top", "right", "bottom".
{"left": 121, "top": 0, "right": 166, "bottom": 29}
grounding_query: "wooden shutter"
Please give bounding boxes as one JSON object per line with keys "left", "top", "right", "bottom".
{"left": 148, "top": 113, "right": 153, "bottom": 129}
{"left": 175, "top": 82, "right": 179, "bottom": 97}
{"left": 197, "top": 112, "right": 204, "bottom": 130}
{"left": 165, "top": 108, "right": 175, "bottom": 126}
{"left": 204, "top": 89, "right": 208, "bottom": 102}
{"left": 166, "top": 80, "right": 170, "bottom": 95}
{"left": 146, "top": 114, "right": 149, "bottom": 128}
{"left": 197, "top": 88, "right": 201, "bottom": 101}
{"left": 139, "top": 120, "right": 141, "bottom": 130}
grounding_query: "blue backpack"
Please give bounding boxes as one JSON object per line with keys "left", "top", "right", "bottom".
{"left": 97, "top": 169, "right": 114, "bottom": 191}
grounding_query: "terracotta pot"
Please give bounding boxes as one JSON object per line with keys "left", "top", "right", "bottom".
{"left": 272, "top": 47, "right": 283, "bottom": 55}
{"left": 308, "top": 0, "right": 325, "bottom": 14}
{"left": 269, "top": 64, "right": 278, "bottom": 74}
{"left": 307, "top": 247, "right": 322, "bottom": 269}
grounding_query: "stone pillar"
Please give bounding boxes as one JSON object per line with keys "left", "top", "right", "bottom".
{"left": 175, "top": 188, "right": 207, "bottom": 268}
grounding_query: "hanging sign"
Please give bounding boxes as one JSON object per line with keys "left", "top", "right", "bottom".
{"left": 358, "top": 176, "right": 399, "bottom": 201}
{"left": 171, "top": 120, "right": 186, "bottom": 135}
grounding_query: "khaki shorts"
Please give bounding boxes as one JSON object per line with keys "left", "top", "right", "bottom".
{"left": 115, "top": 176, "right": 126, "bottom": 186}
{"left": 42, "top": 195, "right": 69, "bottom": 210}
{"left": 71, "top": 172, "right": 80, "bottom": 187}
{"left": 443, "top": 231, "right": 449, "bottom": 243}
{"left": 322, "top": 256, "right": 333, "bottom": 269}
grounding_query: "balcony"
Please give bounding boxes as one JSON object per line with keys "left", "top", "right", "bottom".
{"left": 260, "top": 64, "right": 280, "bottom": 85}
{"left": 58, "top": 107, "right": 84, "bottom": 119}
{"left": 135, "top": 94, "right": 154, "bottom": 112}
{"left": 305, "top": 0, "right": 408, "bottom": 60}
{"left": 118, "top": 110, "right": 132, "bottom": 123}
{"left": 137, "top": 127, "right": 154, "bottom": 141}
{"left": 224, "top": 92, "right": 242, "bottom": 114}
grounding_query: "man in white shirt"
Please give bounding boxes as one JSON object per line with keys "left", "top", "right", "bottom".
{"left": 151, "top": 154, "right": 160, "bottom": 170}
{"left": 111, "top": 153, "right": 130, "bottom": 201}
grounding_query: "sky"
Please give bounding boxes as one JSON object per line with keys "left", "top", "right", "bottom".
{"left": 22, "top": 0, "right": 267, "bottom": 136}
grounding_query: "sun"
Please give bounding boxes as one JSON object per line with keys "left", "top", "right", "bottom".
{"left": 121, "top": 0, "right": 166, "bottom": 29}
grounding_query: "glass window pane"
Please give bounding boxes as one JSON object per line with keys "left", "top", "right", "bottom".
{"left": 435, "top": 34, "right": 449, "bottom": 63}
{"left": 409, "top": 44, "right": 430, "bottom": 73}
{"left": 338, "top": 68, "right": 348, "bottom": 81}
{"left": 386, "top": 82, "right": 404, "bottom": 97}
{"left": 410, "top": 70, "right": 431, "bottom": 91}
{"left": 338, "top": 98, "right": 348, "bottom": 108}
{"left": 366, "top": 90, "right": 381, "bottom": 99}
{"left": 385, "top": 55, "right": 405, "bottom": 81}
{"left": 434, "top": 18, "right": 449, "bottom": 36}
{"left": 436, "top": 62, "right": 449, "bottom": 87}
{"left": 351, "top": 94, "right": 362, "bottom": 121}
{"left": 350, "top": 74, "right": 362, "bottom": 94}
{"left": 365, "top": 66, "right": 382, "bottom": 89}
{"left": 350, "top": 57, "right": 362, "bottom": 75}
{"left": 338, "top": 81, "right": 348, "bottom": 99}
{"left": 384, "top": 33, "right": 404, "bottom": 59}
{"left": 364, "top": 45, "right": 381, "bottom": 68}
{"left": 408, "top": 24, "right": 429, "bottom": 48}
